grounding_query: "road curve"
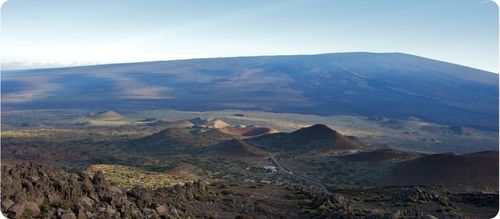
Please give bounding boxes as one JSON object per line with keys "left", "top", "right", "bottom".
{"left": 269, "top": 154, "right": 328, "bottom": 193}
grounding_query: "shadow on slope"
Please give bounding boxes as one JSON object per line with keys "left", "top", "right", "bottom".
{"left": 385, "top": 151, "right": 499, "bottom": 191}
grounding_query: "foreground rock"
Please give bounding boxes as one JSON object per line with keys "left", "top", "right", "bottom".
{"left": 1, "top": 163, "right": 211, "bottom": 218}
{"left": 2, "top": 163, "right": 498, "bottom": 219}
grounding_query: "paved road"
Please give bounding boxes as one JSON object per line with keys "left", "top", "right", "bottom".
{"left": 269, "top": 154, "right": 329, "bottom": 193}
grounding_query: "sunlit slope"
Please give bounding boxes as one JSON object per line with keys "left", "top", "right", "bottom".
{"left": 2, "top": 52, "right": 498, "bottom": 130}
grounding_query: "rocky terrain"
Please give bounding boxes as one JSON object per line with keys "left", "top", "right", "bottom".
{"left": 2, "top": 163, "right": 211, "bottom": 218}
{"left": 1, "top": 162, "right": 307, "bottom": 218}
{"left": 1, "top": 112, "right": 498, "bottom": 218}
{"left": 2, "top": 163, "right": 498, "bottom": 219}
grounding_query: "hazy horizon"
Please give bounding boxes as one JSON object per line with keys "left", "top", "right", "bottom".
{"left": 2, "top": 51, "right": 499, "bottom": 74}
{"left": 1, "top": 0, "right": 498, "bottom": 73}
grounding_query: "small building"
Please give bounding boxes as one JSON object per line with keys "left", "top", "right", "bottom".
{"left": 263, "top": 165, "right": 277, "bottom": 172}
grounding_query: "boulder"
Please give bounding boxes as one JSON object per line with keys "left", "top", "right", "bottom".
{"left": 77, "top": 208, "right": 87, "bottom": 219}
{"left": 1, "top": 199, "right": 15, "bottom": 210}
{"left": 79, "top": 196, "right": 94, "bottom": 208}
{"left": 156, "top": 205, "right": 167, "bottom": 215}
{"left": 109, "top": 186, "right": 123, "bottom": 194}
{"left": 24, "top": 201, "right": 41, "bottom": 217}
{"left": 389, "top": 210, "right": 402, "bottom": 219}
{"left": 7, "top": 203, "right": 25, "bottom": 218}
{"left": 61, "top": 212, "right": 77, "bottom": 219}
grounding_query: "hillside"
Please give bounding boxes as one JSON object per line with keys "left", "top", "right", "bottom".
{"left": 73, "top": 110, "right": 129, "bottom": 126}
{"left": 91, "top": 111, "right": 123, "bottom": 120}
{"left": 209, "top": 139, "right": 267, "bottom": 158}
{"left": 246, "top": 124, "right": 362, "bottom": 153}
{"left": 386, "top": 151, "right": 499, "bottom": 191}
{"left": 130, "top": 127, "right": 234, "bottom": 154}
{"left": 190, "top": 118, "right": 230, "bottom": 128}
{"left": 2, "top": 52, "right": 498, "bottom": 131}
{"left": 149, "top": 119, "right": 194, "bottom": 129}
{"left": 3, "top": 162, "right": 497, "bottom": 219}
{"left": 341, "top": 149, "right": 421, "bottom": 162}
{"left": 1, "top": 163, "right": 309, "bottom": 218}
{"left": 218, "top": 125, "right": 278, "bottom": 138}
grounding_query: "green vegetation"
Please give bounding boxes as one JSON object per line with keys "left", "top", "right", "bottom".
{"left": 86, "top": 164, "right": 194, "bottom": 190}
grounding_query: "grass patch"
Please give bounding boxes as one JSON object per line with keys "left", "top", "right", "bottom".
{"left": 86, "top": 164, "right": 194, "bottom": 190}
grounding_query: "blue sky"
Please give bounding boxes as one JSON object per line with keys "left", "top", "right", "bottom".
{"left": 1, "top": 0, "right": 498, "bottom": 72}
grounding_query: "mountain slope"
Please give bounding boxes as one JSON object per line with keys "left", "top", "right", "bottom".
{"left": 386, "top": 151, "right": 499, "bottom": 191}
{"left": 3, "top": 52, "right": 498, "bottom": 130}
{"left": 245, "top": 124, "right": 362, "bottom": 153}
{"left": 341, "top": 149, "right": 421, "bottom": 162}
{"left": 218, "top": 126, "right": 278, "bottom": 138}
{"left": 208, "top": 139, "right": 267, "bottom": 158}
{"left": 149, "top": 119, "right": 194, "bottom": 129}
{"left": 130, "top": 127, "right": 234, "bottom": 154}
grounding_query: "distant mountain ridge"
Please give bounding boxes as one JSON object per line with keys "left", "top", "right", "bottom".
{"left": 2, "top": 52, "right": 498, "bottom": 130}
